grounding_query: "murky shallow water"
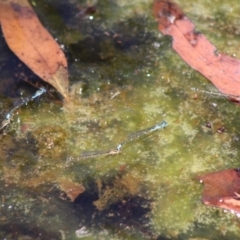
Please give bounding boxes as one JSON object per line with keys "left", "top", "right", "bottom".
{"left": 0, "top": 0, "right": 240, "bottom": 239}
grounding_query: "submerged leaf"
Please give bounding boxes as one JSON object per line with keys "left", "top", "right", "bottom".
{"left": 0, "top": 0, "right": 69, "bottom": 100}
{"left": 153, "top": 0, "right": 240, "bottom": 103}
{"left": 198, "top": 169, "right": 240, "bottom": 215}
{"left": 58, "top": 179, "right": 85, "bottom": 202}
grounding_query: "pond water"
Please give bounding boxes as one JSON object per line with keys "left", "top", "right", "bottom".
{"left": 0, "top": 0, "right": 240, "bottom": 239}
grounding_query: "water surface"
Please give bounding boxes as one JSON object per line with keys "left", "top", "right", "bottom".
{"left": 0, "top": 0, "right": 240, "bottom": 239}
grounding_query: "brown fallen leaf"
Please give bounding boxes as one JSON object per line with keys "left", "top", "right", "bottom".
{"left": 198, "top": 169, "right": 240, "bottom": 215}
{"left": 0, "top": 0, "right": 69, "bottom": 101}
{"left": 153, "top": 0, "right": 240, "bottom": 103}
{"left": 58, "top": 179, "right": 85, "bottom": 202}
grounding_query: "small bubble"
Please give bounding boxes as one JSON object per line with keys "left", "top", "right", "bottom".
{"left": 153, "top": 42, "right": 160, "bottom": 48}
{"left": 211, "top": 103, "right": 217, "bottom": 107}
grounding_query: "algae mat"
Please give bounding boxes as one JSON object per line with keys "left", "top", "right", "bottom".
{"left": 0, "top": 0, "right": 240, "bottom": 239}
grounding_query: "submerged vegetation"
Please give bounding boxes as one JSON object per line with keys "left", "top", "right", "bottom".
{"left": 0, "top": 0, "right": 240, "bottom": 239}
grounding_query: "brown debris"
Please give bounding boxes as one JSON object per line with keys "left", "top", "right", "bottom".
{"left": 58, "top": 179, "right": 85, "bottom": 202}
{"left": 198, "top": 169, "right": 240, "bottom": 214}
{"left": 153, "top": 0, "right": 240, "bottom": 103}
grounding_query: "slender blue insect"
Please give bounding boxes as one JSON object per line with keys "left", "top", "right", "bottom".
{"left": 31, "top": 87, "right": 47, "bottom": 100}
{"left": 116, "top": 120, "right": 168, "bottom": 151}
{"left": 127, "top": 120, "right": 167, "bottom": 141}
{"left": 191, "top": 87, "right": 240, "bottom": 100}
{"left": 79, "top": 148, "right": 121, "bottom": 159}
{"left": 79, "top": 120, "right": 167, "bottom": 158}
{"left": 0, "top": 87, "right": 46, "bottom": 132}
{"left": 0, "top": 118, "right": 11, "bottom": 131}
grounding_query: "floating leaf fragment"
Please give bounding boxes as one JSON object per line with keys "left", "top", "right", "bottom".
{"left": 198, "top": 169, "right": 240, "bottom": 215}
{"left": 59, "top": 179, "right": 85, "bottom": 202}
{"left": 153, "top": 0, "right": 240, "bottom": 103}
{"left": 0, "top": 0, "right": 69, "bottom": 100}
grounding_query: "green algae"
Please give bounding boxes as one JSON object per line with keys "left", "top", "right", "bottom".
{"left": 0, "top": 0, "right": 240, "bottom": 239}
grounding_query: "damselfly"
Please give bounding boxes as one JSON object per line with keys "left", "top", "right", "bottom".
{"left": 126, "top": 120, "right": 167, "bottom": 142}
{"left": 191, "top": 87, "right": 240, "bottom": 102}
{"left": 0, "top": 87, "right": 47, "bottom": 132}
{"left": 31, "top": 87, "right": 47, "bottom": 100}
{"left": 0, "top": 118, "right": 11, "bottom": 131}
{"left": 79, "top": 148, "right": 121, "bottom": 159}
{"left": 78, "top": 120, "right": 167, "bottom": 158}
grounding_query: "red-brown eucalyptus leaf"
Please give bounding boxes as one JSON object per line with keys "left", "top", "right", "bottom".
{"left": 198, "top": 169, "right": 240, "bottom": 214}
{"left": 0, "top": 0, "right": 69, "bottom": 101}
{"left": 153, "top": 0, "right": 240, "bottom": 103}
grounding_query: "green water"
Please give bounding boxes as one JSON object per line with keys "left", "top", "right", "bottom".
{"left": 0, "top": 0, "right": 240, "bottom": 239}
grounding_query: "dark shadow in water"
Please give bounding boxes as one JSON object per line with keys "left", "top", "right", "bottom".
{"left": 72, "top": 178, "right": 154, "bottom": 239}
{"left": 0, "top": 223, "right": 61, "bottom": 240}
{"left": 68, "top": 16, "right": 155, "bottom": 63}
